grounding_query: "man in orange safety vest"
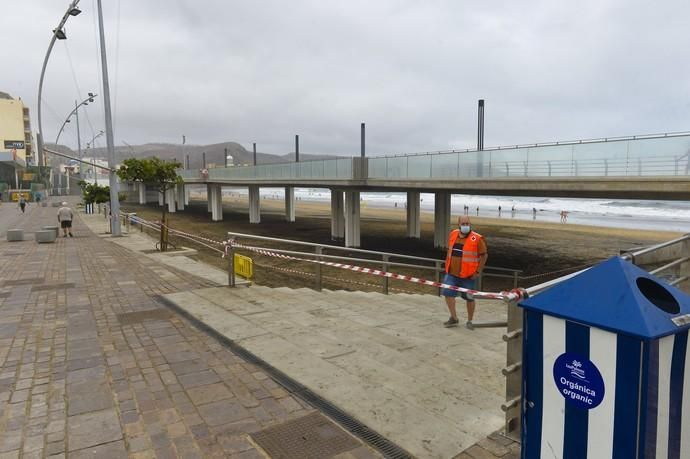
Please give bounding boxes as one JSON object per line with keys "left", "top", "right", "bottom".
{"left": 441, "top": 215, "right": 488, "bottom": 329}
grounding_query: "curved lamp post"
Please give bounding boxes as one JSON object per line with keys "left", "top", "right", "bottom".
{"left": 85, "top": 130, "right": 104, "bottom": 185}
{"left": 54, "top": 93, "right": 97, "bottom": 146}
{"left": 36, "top": 0, "right": 81, "bottom": 182}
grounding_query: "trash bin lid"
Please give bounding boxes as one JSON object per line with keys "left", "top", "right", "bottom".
{"left": 519, "top": 256, "right": 690, "bottom": 340}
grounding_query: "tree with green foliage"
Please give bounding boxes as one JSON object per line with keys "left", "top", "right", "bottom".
{"left": 78, "top": 180, "right": 111, "bottom": 204}
{"left": 117, "top": 157, "right": 182, "bottom": 251}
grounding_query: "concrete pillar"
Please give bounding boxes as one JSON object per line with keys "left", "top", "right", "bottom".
{"left": 166, "top": 188, "right": 176, "bottom": 213}
{"left": 211, "top": 185, "right": 223, "bottom": 222}
{"left": 433, "top": 192, "right": 451, "bottom": 248}
{"left": 158, "top": 191, "right": 164, "bottom": 206}
{"left": 344, "top": 191, "right": 361, "bottom": 248}
{"left": 330, "top": 190, "right": 345, "bottom": 240}
{"left": 248, "top": 185, "right": 261, "bottom": 224}
{"left": 138, "top": 183, "right": 147, "bottom": 205}
{"left": 406, "top": 191, "right": 421, "bottom": 239}
{"left": 206, "top": 184, "right": 212, "bottom": 212}
{"left": 285, "top": 187, "right": 295, "bottom": 222}
{"left": 176, "top": 185, "right": 185, "bottom": 211}
{"left": 184, "top": 187, "right": 190, "bottom": 206}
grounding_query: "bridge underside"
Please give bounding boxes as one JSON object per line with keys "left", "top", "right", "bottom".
{"left": 182, "top": 176, "right": 690, "bottom": 201}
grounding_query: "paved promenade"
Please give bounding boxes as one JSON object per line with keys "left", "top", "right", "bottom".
{"left": 0, "top": 200, "right": 378, "bottom": 458}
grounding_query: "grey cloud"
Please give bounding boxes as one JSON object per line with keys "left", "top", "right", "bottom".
{"left": 3, "top": 0, "right": 689, "bottom": 157}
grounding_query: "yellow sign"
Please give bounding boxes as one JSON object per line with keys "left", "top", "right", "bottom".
{"left": 22, "top": 173, "right": 34, "bottom": 181}
{"left": 10, "top": 191, "right": 30, "bottom": 202}
{"left": 234, "top": 254, "right": 253, "bottom": 279}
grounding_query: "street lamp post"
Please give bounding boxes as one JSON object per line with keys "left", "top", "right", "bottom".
{"left": 85, "top": 130, "right": 104, "bottom": 185}
{"left": 37, "top": 0, "right": 81, "bottom": 183}
{"left": 54, "top": 93, "right": 96, "bottom": 146}
{"left": 96, "top": 0, "right": 121, "bottom": 236}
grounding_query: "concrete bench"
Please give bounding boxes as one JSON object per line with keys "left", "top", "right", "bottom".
{"left": 43, "top": 226, "right": 59, "bottom": 238}
{"left": 35, "top": 230, "right": 57, "bottom": 244}
{"left": 6, "top": 229, "right": 24, "bottom": 242}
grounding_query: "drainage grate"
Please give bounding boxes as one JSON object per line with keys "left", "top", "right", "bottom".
{"left": 155, "top": 295, "right": 413, "bottom": 459}
{"left": 252, "top": 412, "right": 361, "bottom": 459}
{"left": 116, "top": 308, "right": 173, "bottom": 325}
{"left": 1, "top": 278, "right": 45, "bottom": 287}
{"left": 31, "top": 282, "right": 76, "bottom": 292}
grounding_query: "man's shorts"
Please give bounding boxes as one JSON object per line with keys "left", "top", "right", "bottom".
{"left": 60, "top": 220, "right": 72, "bottom": 229}
{"left": 441, "top": 273, "right": 475, "bottom": 300}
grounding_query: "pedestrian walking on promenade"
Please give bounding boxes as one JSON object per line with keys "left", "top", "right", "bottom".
{"left": 58, "top": 202, "right": 74, "bottom": 237}
{"left": 18, "top": 196, "right": 26, "bottom": 213}
{"left": 441, "top": 216, "right": 488, "bottom": 330}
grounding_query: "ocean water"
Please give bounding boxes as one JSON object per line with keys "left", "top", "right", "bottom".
{"left": 216, "top": 187, "right": 690, "bottom": 233}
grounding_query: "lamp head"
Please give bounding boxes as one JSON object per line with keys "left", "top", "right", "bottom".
{"left": 68, "top": 7, "right": 81, "bottom": 16}
{"left": 54, "top": 28, "right": 67, "bottom": 40}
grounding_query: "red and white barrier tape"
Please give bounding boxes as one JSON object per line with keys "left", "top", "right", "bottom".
{"left": 129, "top": 215, "right": 526, "bottom": 302}
{"left": 228, "top": 240, "right": 525, "bottom": 302}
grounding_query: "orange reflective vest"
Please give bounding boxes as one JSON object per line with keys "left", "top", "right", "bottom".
{"left": 445, "top": 229, "right": 483, "bottom": 278}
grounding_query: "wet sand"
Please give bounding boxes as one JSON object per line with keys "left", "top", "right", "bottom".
{"left": 122, "top": 195, "right": 681, "bottom": 293}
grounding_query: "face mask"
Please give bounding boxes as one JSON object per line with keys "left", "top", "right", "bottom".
{"left": 460, "top": 224, "right": 471, "bottom": 234}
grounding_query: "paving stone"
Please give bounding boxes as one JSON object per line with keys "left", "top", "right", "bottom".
{"left": 177, "top": 370, "right": 221, "bottom": 389}
{"left": 70, "top": 440, "right": 127, "bottom": 459}
{"left": 186, "top": 382, "right": 234, "bottom": 405}
{"left": 67, "top": 409, "right": 122, "bottom": 451}
{"left": 198, "top": 399, "right": 251, "bottom": 426}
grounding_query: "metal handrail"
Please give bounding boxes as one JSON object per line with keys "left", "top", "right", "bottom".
{"left": 649, "top": 257, "right": 690, "bottom": 275}
{"left": 233, "top": 245, "right": 439, "bottom": 271}
{"left": 227, "top": 231, "right": 438, "bottom": 264}
{"left": 621, "top": 234, "right": 690, "bottom": 260}
{"left": 378, "top": 131, "right": 690, "bottom": 159}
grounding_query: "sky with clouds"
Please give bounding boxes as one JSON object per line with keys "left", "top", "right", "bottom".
{"left": 3, "top": 0, "right": 689, "bottom": 156}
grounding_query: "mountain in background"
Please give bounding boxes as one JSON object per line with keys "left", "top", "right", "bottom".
{"left": 45, "top": 141, "right": 341, "bottom": 168}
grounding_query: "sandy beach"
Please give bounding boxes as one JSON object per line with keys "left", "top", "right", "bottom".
{"left": 121, "top": 194, "right": 682, "bottom": 294}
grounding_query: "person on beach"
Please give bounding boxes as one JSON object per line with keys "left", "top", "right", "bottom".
{"left": 441, "top": 216, "right": 488, "bottom": 329}
{"left": 476, "top": 206, "right": 479, "bottom": 216}
{"left": 498, "top": 205, "right": 502, "bottom": 217}
{"left": 532, "top": 207, "right": 537, "bottom": 220}
{"left": 18, "top": 196, "right": 26, "bottom": 213}
{"left": 58, "top": 202, "right": 74, "bottom": 237}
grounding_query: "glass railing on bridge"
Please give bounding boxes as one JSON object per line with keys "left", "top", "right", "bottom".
{"left": 368, "top": 133, "right": 690, "bottom": 179}
{"left": 178, "top": 133, "right": 690, "bottom": 181}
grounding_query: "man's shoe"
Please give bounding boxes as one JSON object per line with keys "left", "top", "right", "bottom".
{"left": 69, "top": 233, "right": 73, "bottom": 237}
{"left": 466, "top": 321, "right": 475, "bottom": 330}
{"left": 444, "top": 317, "right": 459, "bottom": 328}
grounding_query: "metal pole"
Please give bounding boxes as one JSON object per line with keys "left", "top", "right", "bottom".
{"left": 202, "top": 152, "right": 206, "bottom": 169}
{"left": 253, "top": 143, "right": 257, "bottom": 166}
{"left": 476, "top": 99, "right": 485, "bottom": 177}
{"left": 97, "top": 0, "right": 121, "bottom": 236}
{"left": 295, "top": 135, "right": 299, "bottom": 163}
{"left": 361, "top": 122, "right": 365, "bottom": 158}
{"left": 37, "top": 0, "right": 81, "bottom": 176}
{"left": 224, "top": 147, "right": 228, "bottom": 167}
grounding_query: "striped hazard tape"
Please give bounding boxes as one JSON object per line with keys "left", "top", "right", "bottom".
{"left": 227, "top": 240, "right": 526, "bottom": 302}
{"left": 128, "top": 215, "right": 526, "bottom": 302}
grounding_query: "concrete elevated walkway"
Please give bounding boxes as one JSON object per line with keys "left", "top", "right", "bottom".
{"left": 164, "top": 285, "right": 509, "bottom": 458}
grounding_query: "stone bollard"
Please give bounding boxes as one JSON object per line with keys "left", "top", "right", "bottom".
{"left": 6, "top": 229, "right": 24, "bottom": 242}
{"left": 35, "top": 230, "right": 57, "bottom": 243}
{"left": 43, "top": 226, "right": 59, "bottom": 239}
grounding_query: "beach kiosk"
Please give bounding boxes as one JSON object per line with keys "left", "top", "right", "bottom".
{"left": 519, "top": 256, "right": 690, "bottom": 459}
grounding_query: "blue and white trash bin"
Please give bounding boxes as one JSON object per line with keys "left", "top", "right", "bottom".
{"left": 519, "top": 256, "right": 690, "bottom": 458}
